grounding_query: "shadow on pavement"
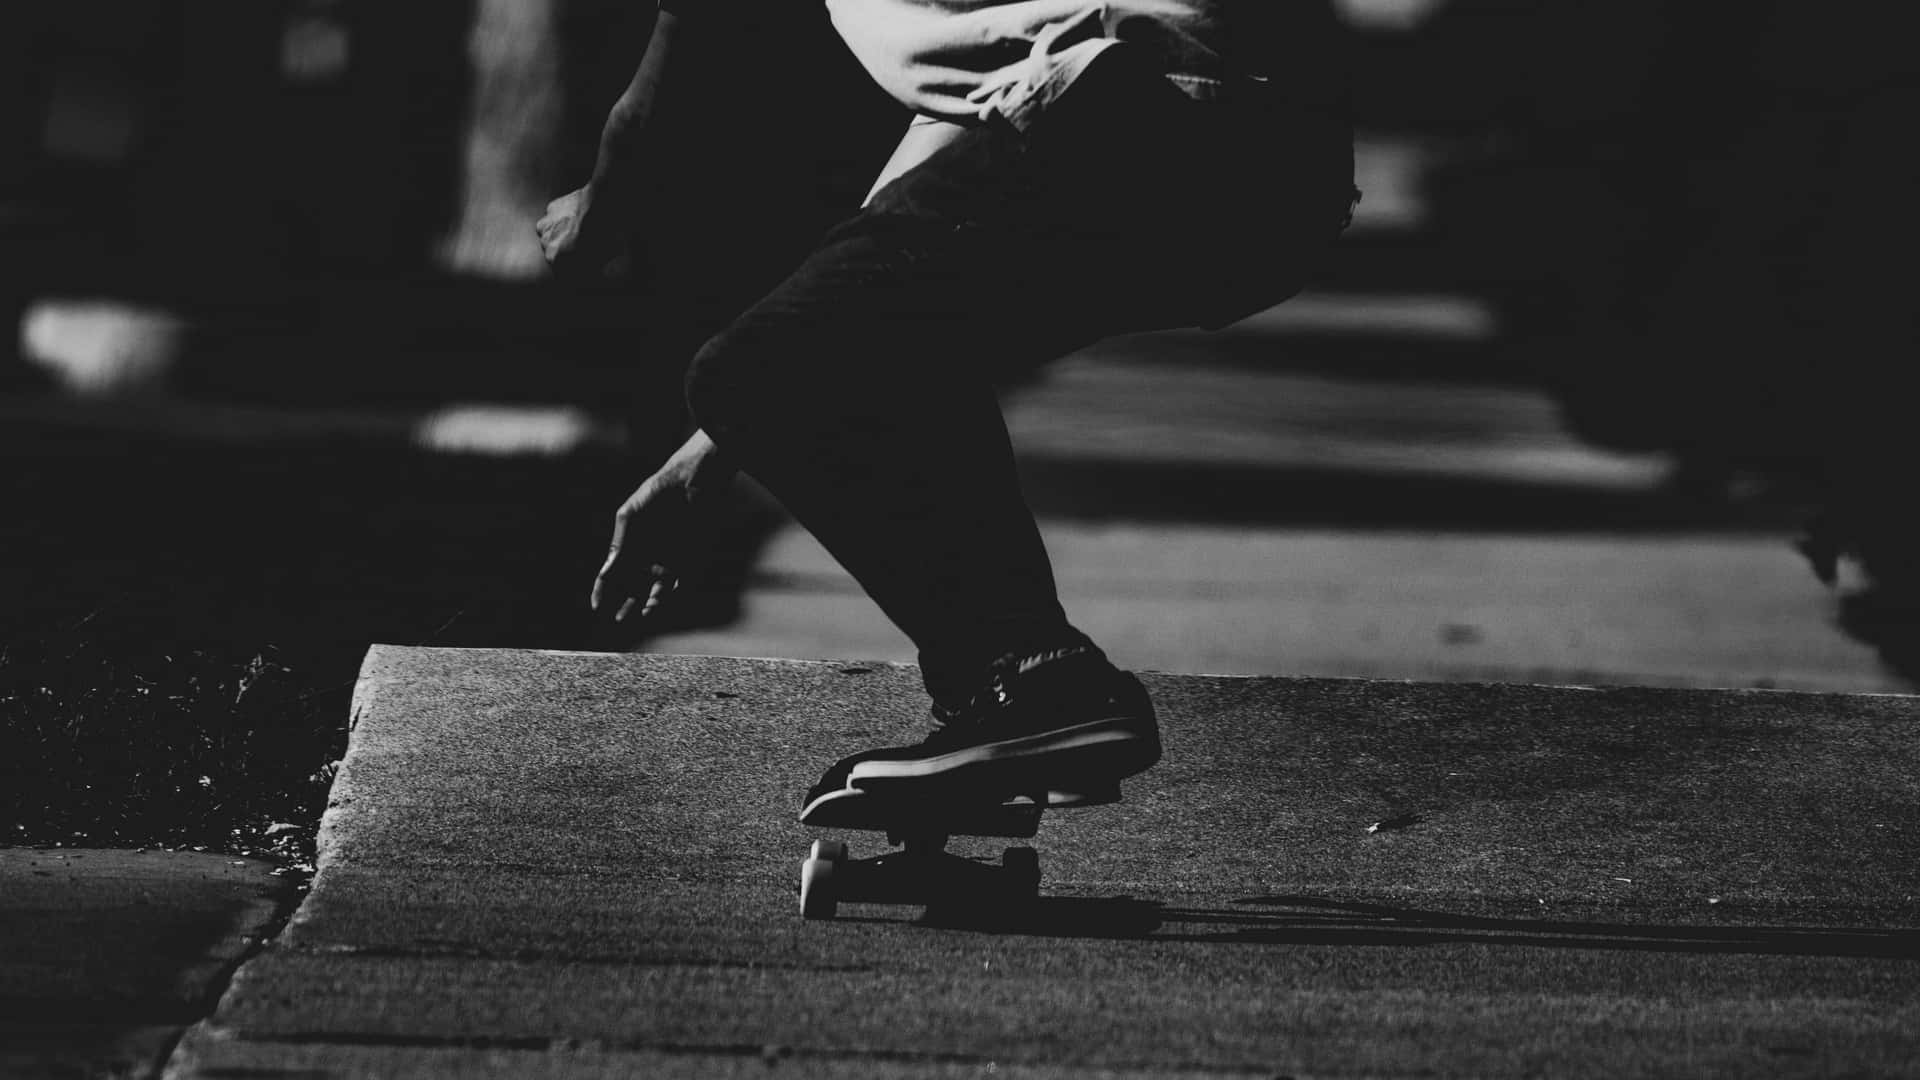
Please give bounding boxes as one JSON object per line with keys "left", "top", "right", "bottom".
{"left": 1837, "top": 589, "right": 1920, "bottom": 690}
{"left": 916, "top": 895, "right": 1917, "bottom": 960}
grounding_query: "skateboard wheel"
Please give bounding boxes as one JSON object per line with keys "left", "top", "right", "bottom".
{"left": 800, "top": 856, "right": 838, "bottom": 920}
{"left": 1002, "top": 846, "right": 1041, "bottom": 896}
{"left": 810, "top": 839, "right": 849, "bottom": 864}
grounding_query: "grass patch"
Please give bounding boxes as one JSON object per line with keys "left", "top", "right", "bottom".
{"left": 1, "top": 413, "right": 779, "bottom": 865}
{"left": 1, "top": 623, "right": 345, "bottom": 867}
{"left": 2, "top": 424, "right": 640, "bottom": 864}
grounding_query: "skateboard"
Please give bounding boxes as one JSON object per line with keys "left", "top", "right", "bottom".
{"left": 795, "top": 782, "right": 1117, "bottom": 920}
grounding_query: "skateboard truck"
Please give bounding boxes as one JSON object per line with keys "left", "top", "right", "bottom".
{"left": 796, "top": 785, "right": 1079, "bottom": 920}
{"left": 799, "top": 834, "right": 1043, "bottom": 921}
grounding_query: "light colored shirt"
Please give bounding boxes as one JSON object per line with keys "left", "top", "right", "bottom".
{"left": 829, "top": 0, "right": 1214, "bottom": 129}
{"left": 664, "top": 1, "right": 1343, "bottom": 129}
{"left": 661, "top": 0, "right": 1347, "bottom": 203}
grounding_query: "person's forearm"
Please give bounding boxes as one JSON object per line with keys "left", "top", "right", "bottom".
{"left": 680, "top": 428, "right": 738, "bottom": 490}
{"left": 587, "top": 7, "right": 686, "bottom": 196}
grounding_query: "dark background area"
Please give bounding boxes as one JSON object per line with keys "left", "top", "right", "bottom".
{"left": 7, "top": 1, "right": 1915, "bottom": 477}
{"left": 4, "top": 0, "right": 1918, "bottom": 852}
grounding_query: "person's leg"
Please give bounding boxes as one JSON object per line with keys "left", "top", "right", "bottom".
{"left": 685, "top": 156, "right": 1100, "bottom": 704}
{"left": 687, "top": 45, "right": 1353, "bottom": 799}
{"left": 687, "top": 119, "right": 1170, "bottom": 806}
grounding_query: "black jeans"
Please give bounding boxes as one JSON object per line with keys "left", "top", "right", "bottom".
{"left": 685, "top": 46, "right": 1353, "bottom": 702}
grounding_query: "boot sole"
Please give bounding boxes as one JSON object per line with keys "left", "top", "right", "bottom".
{"left": 845, "top": 719, "right": 1160, "bottom": 794}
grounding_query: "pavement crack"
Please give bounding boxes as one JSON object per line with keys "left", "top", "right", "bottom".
{"left": 229, "top": 1034, "right": 1268, "bottom": 1075}
{"left": 289, "top": 941, "right": 878, "bottom": 973}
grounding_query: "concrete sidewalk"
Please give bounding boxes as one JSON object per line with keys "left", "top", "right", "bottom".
{"left": 168, "top": 646, "right": 1920, "bottom": 1077}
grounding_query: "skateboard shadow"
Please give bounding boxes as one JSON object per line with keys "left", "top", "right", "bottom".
{"left": 915, "top": 894, "right": 1918, "bottom": 960}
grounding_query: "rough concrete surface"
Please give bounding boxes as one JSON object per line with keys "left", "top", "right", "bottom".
{"left": 1, "top": 849, "right": 290, "bottom": 1079}
{"left": 167, "top": 646, "right": 1920, "bottom": 1078}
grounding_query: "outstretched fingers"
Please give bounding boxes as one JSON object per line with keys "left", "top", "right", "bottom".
{"left": 589, "top": 508, "right": 632, "bottom": 614}
{"left": 591, "top": 435, "right": 727, "bottom": 623}
{"left": 604, "top": 565, "right": 677, "bottom": 623}
{"left": 592, "top": 501, "right": 685, "bottom": 623}
{"left": 640, "top": 568, "right": 677, "bottom": 620}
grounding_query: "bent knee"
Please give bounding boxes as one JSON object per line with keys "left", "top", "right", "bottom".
{"left": 683, "top": 334, "right": 725, "bottom": 431}
{"left": 686, "top": 319, "right": 882, "bottom": 437}
{"left": 683, "top": 329, "right": 770, "bottom": 437}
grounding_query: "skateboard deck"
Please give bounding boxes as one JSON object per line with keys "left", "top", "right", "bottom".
{"left": 795, "top": 782, "right": 1119, "bottom": 920}
{"left": 800, "top": 785, "right": 1044, "bottom": 838}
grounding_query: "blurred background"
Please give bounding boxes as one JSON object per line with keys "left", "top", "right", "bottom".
{"left": 6, "top": 0, "right": 1919, "bottom": 706}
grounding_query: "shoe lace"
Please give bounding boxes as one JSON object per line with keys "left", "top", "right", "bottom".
{"left": 927, "top": 643, "right": 1103, "bottom": 734}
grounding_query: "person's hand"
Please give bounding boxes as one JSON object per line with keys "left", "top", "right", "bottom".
{"left": 591, "top": 431, "right": 735, "bottom": 622}
{"left": 536, "top": 186, "right": 628, "bottom": 279}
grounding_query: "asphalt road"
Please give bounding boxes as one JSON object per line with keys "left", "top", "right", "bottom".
{"left": 166, "top": 646, "right": 1920, "bottom": 1077}
{"left": 0, "top": 851, "right": 287, "bottom": 1080}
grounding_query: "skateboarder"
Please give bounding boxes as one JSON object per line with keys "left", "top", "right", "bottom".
{"left": 538, "top": 0, "right": 1357, "bottom": 807}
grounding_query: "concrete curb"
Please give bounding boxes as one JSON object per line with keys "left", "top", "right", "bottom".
{"left": 166, "top": 646, "right": 1920, "bottom": 1077}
